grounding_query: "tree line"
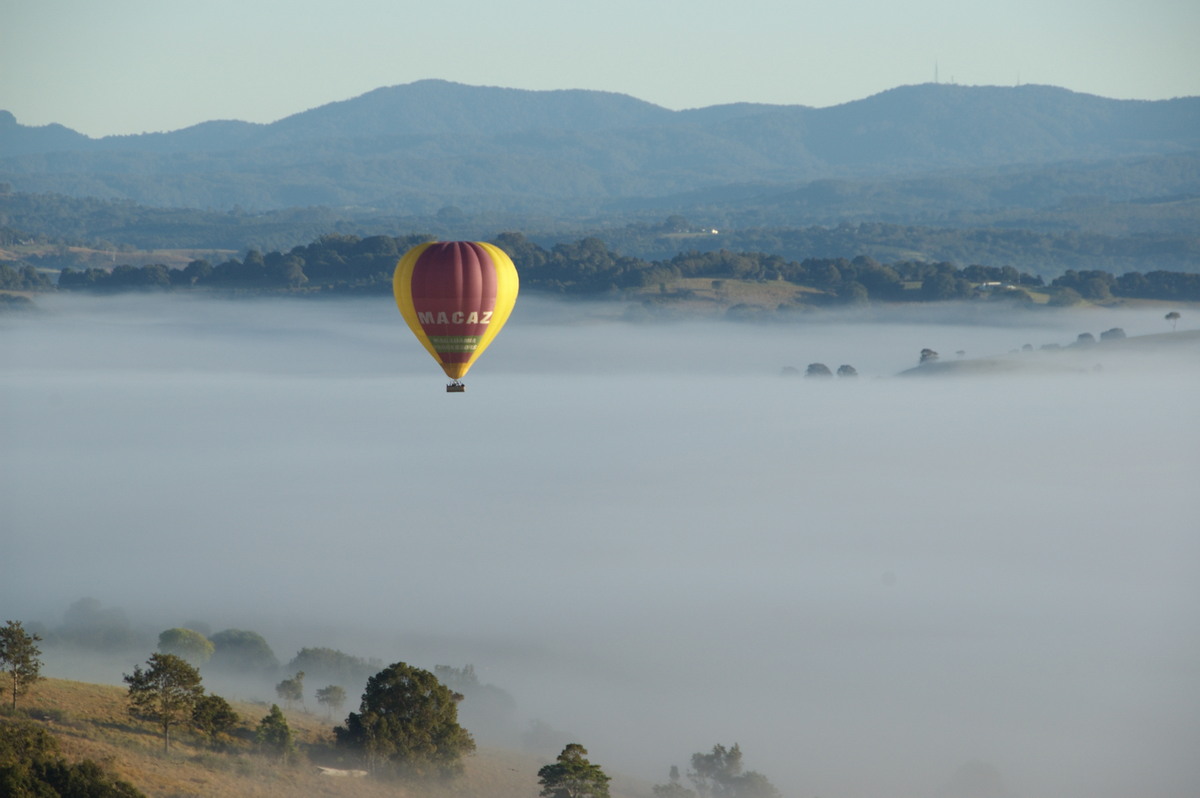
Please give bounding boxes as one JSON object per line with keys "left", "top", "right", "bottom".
{"left": 8, "top": 231, "right": 1197, "bottom": 304}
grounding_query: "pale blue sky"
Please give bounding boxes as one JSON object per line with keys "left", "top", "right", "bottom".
{"left": 2, "top": 0, "right": 1197, "bottom": 137}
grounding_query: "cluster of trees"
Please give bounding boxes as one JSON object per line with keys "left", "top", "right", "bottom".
{"left": 123, "top": 652, "right": 297, "bottom": 761}
{"left": 0, "top": 262, "right": 54, "bottom": 291}
{"left": 652, "top": 744, "right": 781, "bottom": 798}
{"left": 120, "top": 651, "right": 478, "bottom": 778}
{"left": 533, "top": 740, "right": 783, "bottom": 798}
{"left": 34, "top": 230, "right": 1200, "bottom": 304}
{"left": 29, "top": 600, "right": 515, "bottom": 731}
{"left": 53, "top": 233, "right": 426, "bottom": 294}
{"left": 28, "top": 597, "right": 146, "bottom": 653}
{"left": 1049, "top": 268, "right": 1200, "bottom": 303}
{"left": 790, "top": 363, "right": 858, "bottom": 378}
{"left": 6, "top": 611, "right": 790, "bottom": 796}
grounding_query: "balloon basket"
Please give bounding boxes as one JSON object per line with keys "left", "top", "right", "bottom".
{"left": 446, "top": 382, "right": 466, "bottom": 393}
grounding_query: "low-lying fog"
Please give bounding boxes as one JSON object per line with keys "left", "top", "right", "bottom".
{"left": 3, "top": 294, "right": 1198, "bottom": 798}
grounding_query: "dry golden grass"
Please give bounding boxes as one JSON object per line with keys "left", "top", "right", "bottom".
{"left": 11, "top": 678, "right": 650, "bottom": 798}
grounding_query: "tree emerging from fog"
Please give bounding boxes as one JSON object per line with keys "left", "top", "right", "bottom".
{"left": 653, "top": 765, "right": 697, "bottom": 798}
{"left": 208, "top": 628, "right": 278, "bottom": 675}
{"left": 537, "top": 743, "right": 612, "bottom": 798}
{"left": 805, "top": 363, "right": 833, "bottom": 377}
{"left": 687, "top": 743, "right": 781, "bottom": 798}
{"left": 334, "top": 661, "right": 475, "bottom": 780}
{"left": 275, "top": 670, "right": 305, "bottom": 710}
{"left": 157, "top": 627, "right": 214, "bottom": 665}
{"left": 316, "top": 684, "right": 346, "bottom": 719}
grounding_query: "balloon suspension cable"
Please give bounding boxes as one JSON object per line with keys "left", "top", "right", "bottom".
{"left": 446, "top": 380, "right": 466, "bottom": 393}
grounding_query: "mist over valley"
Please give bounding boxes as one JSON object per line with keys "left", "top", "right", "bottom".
{"left": 3, "top": 293, "right": 1197, "bottom": 798}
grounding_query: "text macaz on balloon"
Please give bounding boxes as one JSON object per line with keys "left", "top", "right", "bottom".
{"left": 416, "top": 310, "right": 493, "bottom": 325}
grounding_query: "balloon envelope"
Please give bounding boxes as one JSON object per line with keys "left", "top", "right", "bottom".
{"left": 393, "top": 241, "right": 519, "bottom": 380}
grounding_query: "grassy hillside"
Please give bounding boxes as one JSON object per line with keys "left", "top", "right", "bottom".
{"left": 6, "top": 678, "right": 650, "bottom": 798}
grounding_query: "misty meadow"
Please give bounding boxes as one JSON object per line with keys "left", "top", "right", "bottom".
{"left": 3, "top": 292, "right": 1197, "bottom": 798}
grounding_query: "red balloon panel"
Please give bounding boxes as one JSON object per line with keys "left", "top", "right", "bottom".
{"left": 410, "top": 242, "right": 500, "bottom": 364}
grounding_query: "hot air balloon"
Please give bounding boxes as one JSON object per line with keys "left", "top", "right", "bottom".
{"left": 393, "top": 241, "right": 519, "bottom": 392}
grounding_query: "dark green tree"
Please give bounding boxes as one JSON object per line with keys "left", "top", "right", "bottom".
{"left": 335, "top": 661, "right": 475, "bottom": 780}
{"left": 920, "top": 272, "right": 972, "bottom": 301}
{"left": 1165, "top": 311, "right": 1181, "bottom": 330}
{"left": 255, "top": 704, "right": 296, "bottom": 763}
{"left": 805, "top": 363, "right": 833, "bottom": 377}
{"left": 537, "top": 743, "right": 612, "bottom": 798}
{"left": 123, "top": 653, "right": 204, "bottom": 752}
{"left": 0, "top": 720, "right": 147, "bottom": 797}
{"left": 0, "top": 620, "right": 43, "bottom": 711}
{"left": 191, "top": 694, "right": 239, "bottom": 747}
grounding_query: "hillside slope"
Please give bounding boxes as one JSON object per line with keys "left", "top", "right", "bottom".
{"left": 7, "top": 678, "right": 650, "bottom": 798}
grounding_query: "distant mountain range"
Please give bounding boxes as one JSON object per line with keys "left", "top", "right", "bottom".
{"left": 2, "top": 80, "right": 1199, "bottom": 220}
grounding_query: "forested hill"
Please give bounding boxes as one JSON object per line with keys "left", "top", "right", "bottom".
{"left": 2, "top": 81, "right": 1198, "bottom": 214}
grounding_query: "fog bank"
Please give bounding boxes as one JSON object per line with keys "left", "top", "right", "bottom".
{"left": 3, "top": 294, "right": 1198, "bottom": 798}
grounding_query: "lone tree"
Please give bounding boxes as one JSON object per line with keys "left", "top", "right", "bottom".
{"left": 255, "top": 704, "right": 296, "bottom": 763}
{"left": 537, "top": 743, "right": 612, "bottom": 798}
{"left": 688, "top": 743, "right": 781, "bottom": 798}
{"left": 0, "top": 620, "right": 43, "bottom": 710}
{"left": 124, "top": 653, "right": 205, "bottom": 752}
{"left": 1166, "top": 311, "right": 1181, "bottom": 330}
{"left": 804, "top": 363, "right": 833, "bottom": 377}
{"left": 919, "top": 348, "right": 939, "bottom": 364}
{"left": 276, "top": 670, "right": 305, "bottom": 710}
{"left": 335, "top": 661, "right": 475, "bottom": 780}
{"left": 316, "top": 684, "right": 347, "bottom": 719}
